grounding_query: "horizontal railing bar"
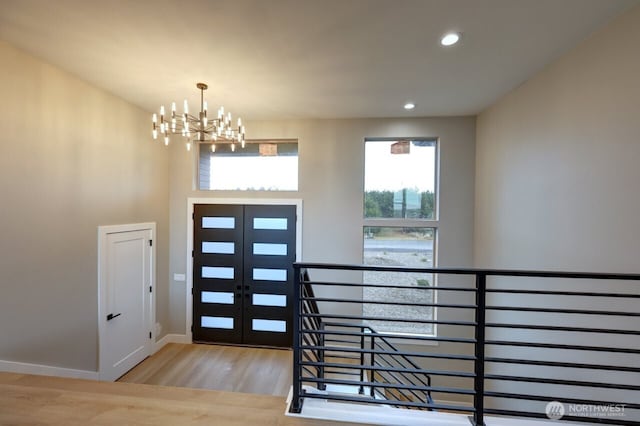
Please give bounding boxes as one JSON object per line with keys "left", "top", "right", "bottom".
{"left": 302, "top": 376, "right": 474, "bottom": 396}
{"left": 485, "top": 322, "right": 640, "bottom": 335}
{"left": 484, "top": 357, "right": 640, "bottom": 373}
{"left": 302, "top": 312, "right": 476, "bottom": 327}
{"left": 300, "top": 344, "right": 476, "bottom": 361}
{"left": 482, "top": 408, "right": 637, "bottom": 426}
{"left": 299, "top": 391, "right": 475, "bottom": 412}
{"left": 484, "top": 374, "right": 640, "bottom": 390}
{"left": 300, "top": 361, "right": 475, "bottom": 379}
{"left": 484, "top": 391, "right": 640, "bottom": 410}
{"left": 321, "top": 354, "right": 361, "bottom": 361}
{"left": 486, "top": 305, "right": 640, "bottom": 316}
{"left": 486, "top": 288, "right": 640, "bottom": 298}
{"left": 295, "top": 262, "right": 640, "bottom": 280}
{"left": 302, "top": 296, "right": 476, "bottom": 309}
{"left": 321, "top": 369, "right": 361, "bottom": 376}
{"left": 323, "top": 338, "right": 360, "bottom": 345}
{"left": 301, "top": 280, "right": 477, "bottom": 291}
{"left": 302, "top": 328, "right": 476, "bottom": 344}
{"left": 321, "top": 321, "right": 446, "bottom": 345}
{"left": 485, "top": 340, "right": 640, "bottom": 353}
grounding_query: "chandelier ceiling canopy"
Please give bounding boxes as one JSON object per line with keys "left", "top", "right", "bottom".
{"left": 152, "top": 83, "right": 246, "bottom": 152}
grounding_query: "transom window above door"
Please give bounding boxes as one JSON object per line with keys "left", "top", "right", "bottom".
{"left": 198, "top": 139, "right": 299, "bottom": 191}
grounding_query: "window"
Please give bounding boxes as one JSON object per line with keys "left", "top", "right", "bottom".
{"left": 198, "top": 140, "right": 298, "bottom": 191}
{"left": 363, "top": 139, "right": 438, "bottom": 336}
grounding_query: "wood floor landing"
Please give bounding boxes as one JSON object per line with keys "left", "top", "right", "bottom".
{"left": 118, "top": 343, "right": 293, "bottom": 396}
{"left": 0, "top": 372, "right": 366, "bottom": 426}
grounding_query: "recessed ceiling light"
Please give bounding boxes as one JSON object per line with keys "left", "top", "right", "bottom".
{"left": 404, "top": 102, "right": 416, "bottom": 110}
{"left": 440, "top": 32, "right": 461, "bottom": 47}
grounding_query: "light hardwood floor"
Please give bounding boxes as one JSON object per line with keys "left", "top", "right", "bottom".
{"left": 118, "top": 343, "right": 293, "bottom": 396}
{"left": 0, "top": 372, "right": 367, "bottom": 426}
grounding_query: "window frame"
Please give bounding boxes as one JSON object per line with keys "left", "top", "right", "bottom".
{"left": 362, "top": 137, "right": 440, "bottom": 341}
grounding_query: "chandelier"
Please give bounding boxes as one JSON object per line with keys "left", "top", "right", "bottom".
{"left": 152, "top": 82, "right": 246, "bottom": 151}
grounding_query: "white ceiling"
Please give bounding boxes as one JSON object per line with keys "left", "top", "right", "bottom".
{"left": 0, "top": 0, "right": 637, "bottom": 120}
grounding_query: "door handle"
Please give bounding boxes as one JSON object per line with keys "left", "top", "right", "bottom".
{"left": 106, "top": 313, "right": 122, "bottom": 321}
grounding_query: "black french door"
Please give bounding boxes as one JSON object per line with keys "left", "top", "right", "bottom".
{"left": 192, "top": 204, "right": 296, "bottom": 347}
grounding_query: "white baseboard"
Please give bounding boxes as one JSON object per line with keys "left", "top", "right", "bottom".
{"left": 0, "top": 359, "right": 99, "bottom": 380}
{"left": 153, "top": 333, "right": 190, "bottom": 353}
{"left": 0, "top": 334, "right": 189, "bottom": 381}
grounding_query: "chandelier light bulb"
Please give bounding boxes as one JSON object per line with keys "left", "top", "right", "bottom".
{"left": 183, "top": 100, "right": 188, "bottom": 114}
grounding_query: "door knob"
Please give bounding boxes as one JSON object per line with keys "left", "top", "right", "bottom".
{"left": 106, "top": 313, "right": 122, "bottom": 321}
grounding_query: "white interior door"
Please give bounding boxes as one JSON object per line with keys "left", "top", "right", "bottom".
{"left": 99, "top": 225, "right": 153, "bottom": 381}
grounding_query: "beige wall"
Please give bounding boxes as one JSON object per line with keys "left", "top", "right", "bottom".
{"left": 475, "top": 5, "right": 640, "bottom": 416}
{"left": 0, "top": 41, "right": 170, "bottom": 372}
{"left": 167, "top": 117, "right": 476, "bottom": 334}
{"left": 475, "top": 5, "right": 640, "bottom": 272}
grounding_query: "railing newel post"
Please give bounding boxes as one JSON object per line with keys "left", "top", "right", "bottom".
{"left": 472, "top": 272, "right": 487, "bottom": 426}
{"left": 289, "top": 265, "right": 304, "bottom": 413}
{"left": 359, "top": 326, "right": 365, "bottom": 394}
{"left": 370, "top": 334, "right": 375, "bottom": 398}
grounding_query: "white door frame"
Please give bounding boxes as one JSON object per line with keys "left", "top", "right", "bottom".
{"left": 98, "top": 222, "right": 156, "bottom": 380}
{"left": 186, "top": 198, "right": 302, "bottom": 341}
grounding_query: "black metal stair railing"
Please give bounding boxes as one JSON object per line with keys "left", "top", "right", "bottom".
{"left": 296, "top": 268, "right": 434, "bottom": 404}
{"left": 289, "top": 263, "right": 640, "bottom": 426}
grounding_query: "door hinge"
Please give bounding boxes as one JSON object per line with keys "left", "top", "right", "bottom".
{"left": 191, "top": 287, "right": 193, "bottom": 295}
{"left": 190, "top": 325, "right": 193, "bottom": 332}
{"left": 149, "top": 286, "right": 152, "bottom": 293}
{"left": 191, "top": 249, "right": 194, "bottom": 257}
{"left": 192, "top": 213, "right": 195, "bottom": 219}
{"left": 149, "top": 332, "right": 152, "bottom": 339}
{"left": 149, "top": 239, "right": 153, "bottom": 247}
